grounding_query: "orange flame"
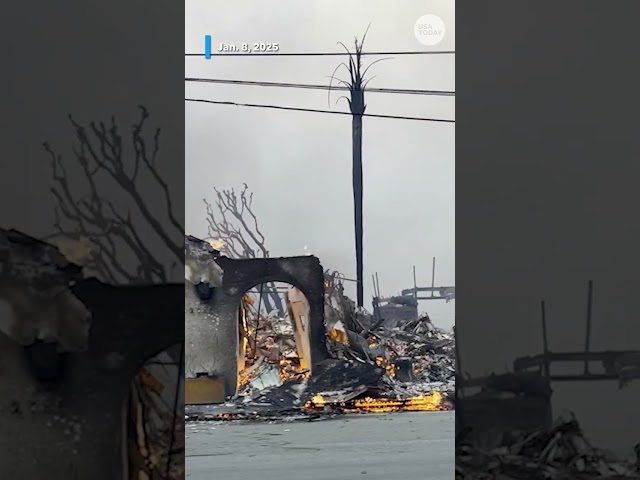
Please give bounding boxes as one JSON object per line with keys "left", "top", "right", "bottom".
{"left": 305, "top": 391, "right": 445, "bottom": 413}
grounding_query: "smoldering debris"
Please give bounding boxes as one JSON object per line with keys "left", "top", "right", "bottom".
{"left": 186, "top": 273, "right": 455, "bottom": 421}
{"left": 456, "top": 412, "right": 640, "bottom": 479}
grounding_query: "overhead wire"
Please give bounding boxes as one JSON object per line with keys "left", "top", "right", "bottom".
{"left": 185, "top": 50, "right": 454, "bottom": 122}
{"left": 185, "top": 77, "right": 455, "bottom": 97}
{"left": 185, "top": 98, "right": 454, "bottom": 123}
{"left": 185, "top": 50, "right": 455, "bottom": 57}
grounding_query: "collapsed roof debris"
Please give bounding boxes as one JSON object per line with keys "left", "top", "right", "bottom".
{"left": 186, "top": 271, "right": 455, "bottom": 421}
{"left": 456, "top": 412, "right": 640, "bottom": 480}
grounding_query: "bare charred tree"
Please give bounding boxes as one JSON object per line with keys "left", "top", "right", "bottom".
{"left": 44, "top": 106, "right": 182, "bottom": 284}
{"left": 329, "top": 26, "right": 389, "bottom": 308}
{"left": 203, "top": 183, "right": 285, "bottom": 315}
{"left": 41, "top": 107, "right": 184, "bottom": 480}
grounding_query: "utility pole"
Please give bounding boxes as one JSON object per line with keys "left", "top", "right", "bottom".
{"left": 350, "top": 76, "right": 365, "bottom": 307}
{"left": 330, "top": 26, "right": 387, "bottom": 307}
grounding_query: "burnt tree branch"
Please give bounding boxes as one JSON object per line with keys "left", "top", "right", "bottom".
{"left": 203, "top": 184, "right": 285, "bottom": 315}
{"left": 44, "top": 107, "right": 181, "bottom": 284}
{"left": 40, "top": 107, "right": 184, "bottom": 479}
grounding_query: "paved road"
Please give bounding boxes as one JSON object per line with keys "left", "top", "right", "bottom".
{"left": 186, "top": 411, "right": 454, "bottom": 480}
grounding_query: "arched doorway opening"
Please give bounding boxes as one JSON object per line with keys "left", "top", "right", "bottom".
{"left": 196, "top": 254, "right": 329, "bottom": 397}
{"left": 236, "top": 281, "right": 313, "bottom": 395}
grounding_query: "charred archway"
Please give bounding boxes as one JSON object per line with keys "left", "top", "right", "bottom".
{"left": 1, "top": 278, "right": 184, "bottom": 479}
{"left": 186, "top": 255, "right": 329, "bottom": 397}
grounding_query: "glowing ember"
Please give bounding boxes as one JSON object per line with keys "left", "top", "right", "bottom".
{"left": 305, "top": 391, "right": 446, "bottom": 413}
{"left": 328, "top": 327, "right": 349, "bottom": 345}
{"left": 242, "top": 294, "right": 254, "bottom": 305}
{"left": 385, "top": 363, "right": 396, "bottom": 378}
{"left": 375, "top": 356, "right": 396, "bottom": 378}
{"left": 279, "top": 358, "right": 310, "bottom": 382}
{"left": 237, "top": 369, "right": 253, "bottom": 390}
{"left": 217, "top": 413, "right": 238, "bottom": 420}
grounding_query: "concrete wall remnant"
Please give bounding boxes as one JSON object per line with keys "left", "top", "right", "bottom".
{"left": 377, "top": 304, "right": 419, "bottom": 328}
{"left": 185, "top": 250, "right": 329, "bottom": 397}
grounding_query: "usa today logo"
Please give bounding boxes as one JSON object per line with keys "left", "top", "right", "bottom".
{"left": 414, "top": 14, "right": 446, "bottom": 46}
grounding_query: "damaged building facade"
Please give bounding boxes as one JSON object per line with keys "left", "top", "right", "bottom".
{"left": 185, "top": 235, "right": 455, "bottom": 418}
{"left": 184, "top": 235, "right": 328, "bottom": 401}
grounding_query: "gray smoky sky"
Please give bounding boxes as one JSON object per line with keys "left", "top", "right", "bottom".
{"left": 185, "top": 0, "right": 456, "bottom": 330}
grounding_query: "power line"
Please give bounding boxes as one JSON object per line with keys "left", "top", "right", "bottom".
{"left": 185, "top": 50, "right": 454, "bottom": 57}
{"left": 185, "top": 98, "right": 454, "bottom": 123}
{"left": 185, "top": 77, "right": 455, "bottom": 97}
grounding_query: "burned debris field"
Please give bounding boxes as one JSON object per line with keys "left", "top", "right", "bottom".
{"left": 184, "top": 6, "right": 458, "bottom": 477}
{"left": 183, "top": 236, "right": 456, "bottom": 480}
{"left": 185, "top": 239, "right": 455, "bottom": 423}
{"left": 455, "top": 281, "right": 640, "bottom": 479}
{"left": 457, "top": 412, "right": 640, "bottom": 480}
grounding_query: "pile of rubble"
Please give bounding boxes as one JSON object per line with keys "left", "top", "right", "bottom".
{"left": 456, "top": 412, "right": 639, "bottom": 479}
{"left": 187, "top": 274, "right": 455, "bottom": 421}
{"left": 322, "top": 276, "right": 455, "bottom": 403}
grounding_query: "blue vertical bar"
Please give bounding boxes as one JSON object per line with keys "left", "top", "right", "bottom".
{"left": 205, "top": 35, "right": 212, "bottom": 59}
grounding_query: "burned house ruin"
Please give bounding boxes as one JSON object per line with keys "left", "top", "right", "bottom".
{"left": 371, "top": 261, "right": 455, "bottom": 328}
{"left": 185, "top": 236, "right": 455, "bottom": 420}
{"left": 185, "top": 235, "right": 328, "bottom": 401}
{"left": 457, "top": 280, "right": 640, "bottom": 477}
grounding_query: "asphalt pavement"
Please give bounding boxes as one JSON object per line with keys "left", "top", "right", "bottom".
{"left": 186, "top": 410, "right": 454, "bottom": 480}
